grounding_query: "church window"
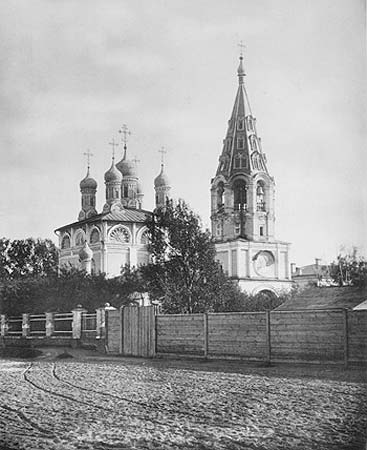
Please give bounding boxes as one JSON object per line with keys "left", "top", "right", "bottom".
{"left": 260, "top": 226, "right": 264, "bottom": 237}
{"left": 90, "top": 197, "right": 95, "bottom": 207}
{"left": 237, "top": 138, "right": 244, "bottom": 149}
{"left": 61, "top": 235, "right": 71, "bottom": 249}
{"left": 234, "top": 223, "right": 240, "bottom": 235}
{"left": 217, "top": 182, "right": 224, "bottom": 207}
{"left": 216, "top": 222, "right": 223, "bottom": 237}
{"left": 238, "top": 118, "right": 244, "bottom": 130}
{"left": 75, "top": 231, "right": 85, "bottom": 246}
{"left": 250, "top": 135, "right": 258, "bottom": 152}
{"left": 233, "top": 179, "right": 247, "bottom": 210}
{"left": 90, "top": 229, "right": 100, "bottom": 244}
{"left": 140, "top": 230, "right": 149, "bottom": 245}
{"left": 235, "top": 154, "right": 247, "bottom": 169}
{"left": 246, "top": 116, "right": 254, "bottom": 132}
{"left": 155, "top": 194, "right": 159, "bottom": 204}
{"left": 123, "top": 185, "right": 128, "bottom": 197}
{"left": 109, "top": 226, "right": 130, "bottom": 243}
{"left": 256, "top": 182, "right": 265, "bottom": 210}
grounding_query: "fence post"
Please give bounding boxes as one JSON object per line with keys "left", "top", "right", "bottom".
{"left": 22, "top": 313, "right": 30, "bottom": 338}
{"left": 265, "top": 310, "right": 271, "bottom": 365}
{"left": 119, "top": 306, "right": 125, "bottom": 355}
{"left": 203, "top": 313, "right": 209, "bottom": 358}
{"left": 71, "top": 305, "right": 87, "bottom": 340}
{"left": 96, "top": 303, "right": 117, "bottom": 340}
{"left": 0, "top": 315, "right": 6, "bottom": 337}
{"left": 45, "top": 312, "right": 54, "bottom": 338}
{"left": 343, "top": 309, "right": 349, "bottom": 368}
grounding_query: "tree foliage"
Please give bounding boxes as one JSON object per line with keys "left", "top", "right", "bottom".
{"left": 141, "top": 199, "right": 248, "bottom": 313}
{"left": 330, "top": 248, "right": 367, "bottom": 288}
{"left": 0, "top": 237, "right": 58, "bottom": 279}
{"left": 0, "top": 265, "right": 144, "bottom": 316}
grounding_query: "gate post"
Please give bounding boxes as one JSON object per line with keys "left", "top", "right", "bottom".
{"left": 22, "top": 313, "right": 30, "bottom": 338}
{"left": 0, "top": 315, "right": 7, "bottom": 337}
{"left": 45, "top": 312, "right": 54, "bottom": 338}
{"left": 71, "top": 305, "right": 87, "bottom": 340}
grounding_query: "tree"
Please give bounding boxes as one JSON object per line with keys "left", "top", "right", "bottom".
{"left": 0, "top": 237, "right": 58, "bottom": 279}
{"left": 330, "top": 247, "right": 367, "bottom": 288}
{"left": 141, "top": 199, "right": 244, "bottom": 313}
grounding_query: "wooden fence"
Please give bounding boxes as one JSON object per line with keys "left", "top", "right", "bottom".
{"left": 106, "top": 307, "right": 367, "bottom": 365}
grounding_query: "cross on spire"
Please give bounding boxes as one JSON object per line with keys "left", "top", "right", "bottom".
{"left": 119, "top": 124, "right": 131, "bottom": 149}
{"left": 238, "top": 40, "right": 246, "bottom": 58}
{"left": 108, "top": 138, "right": 119, "bottom": 161}
{"left": 158, "top": 146, "right": 167, "bottom": 165}
{"left": 83, "top": 149, "right": 94, "bottom": 170}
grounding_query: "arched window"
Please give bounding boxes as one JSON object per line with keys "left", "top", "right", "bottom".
{"left": 61, "top": 235, "right": 71, "bottom": 249}
{"left": 140, "top": 230, "right": 149, "bottom": 245}
{"left": 109, "top": 226, "right": 130, "bottom": 243}
{"left": 75, "top": 231, "right": 85, "bottom": 246}
{"left": 233, "top": 179, "right": 247, "bottom": 210}
{"left": 90, "top": 229, "right": 100, "bottom": 244}
{"left": 256, "top": 181, "right": 265, "bottom": 211}
{"left": 217, "top": 182, "right": 224, "bottom": 207}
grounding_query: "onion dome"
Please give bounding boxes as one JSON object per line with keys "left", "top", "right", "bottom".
{"left": 79, "top": 241, "right": 93, "bottom": 261}
{"left": 116, "top": 146, "right": 138, "bottom": 177}
{"left": 80, "top": 169, "right": 97, "bottom": 190}
{"left": 104, "top": 161, "right": 123, "bottom": 183}
{"left": 116, "top": 157, "right": 137, "bottom": 177}
{"left": 154, "top": 164, "right": 170, "bottom": 188}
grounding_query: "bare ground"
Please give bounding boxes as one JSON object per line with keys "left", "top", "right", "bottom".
{"left": 0, "top": 349, "right": 366, "bottom": 450}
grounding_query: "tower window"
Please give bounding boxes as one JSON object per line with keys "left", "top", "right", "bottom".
{"left": 260, "top": 226, "right": 264, "bottom": 237}
{"left": 233, "top": 179, "right": 247, "bottom": 210}
{"left": 237, "top": 138, "right": 244, "bottom": 149}
{"left": 216, "top": 222, "right": 223, "bottom": 237}
{"left": 123, "top": 186, "right": 128, "bottom": 197}
{"left": 217, "top": 182, "right": 224, "bottom": 207}
{"left": 238, "top": 119, "right": 244, "bottom": 130}
{"left": 234, "top": 223, "right": 240, "bottom": 235}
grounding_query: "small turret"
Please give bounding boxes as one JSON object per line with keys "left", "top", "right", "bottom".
{"left": 79, "top": 241, "right": 93, "bottom": 274}
{"left": 154, "top": 163, "right": 171, "bottom": 208}
{"left": 78, "top": 159, "right": 98, "bottom": 221}
{"left": 103, "top": 158, "right": 123, "bottom": 211}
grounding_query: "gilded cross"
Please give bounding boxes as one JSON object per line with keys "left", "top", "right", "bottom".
{"left": 83, "top": 149, "right": 94, "bottom": 170}
{"left": 158, "top": 146, "right": 167, "bottom": 164}
{"left": 119, "top": 124, "right": 131, "bottom": 148}
{"left": 108, "top": 138, "right": 119, "bottom": 161}
{"left": 238, "top": 40, "right": 246, "bottom": 57}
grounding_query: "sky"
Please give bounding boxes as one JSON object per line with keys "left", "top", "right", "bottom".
{"left": 0, "top": 0, "right": 365, "bottom": 266}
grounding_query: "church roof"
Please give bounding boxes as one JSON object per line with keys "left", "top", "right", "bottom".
{"left": 55, "top": 207, "right": 151, "bottom": 232}
{"left": 215, "top": 56, "right": 269, "bottom": 181}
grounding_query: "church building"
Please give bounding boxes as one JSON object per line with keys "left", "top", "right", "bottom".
{"left": 211, "top": 56, "right": 293, "bottom": 296}
{"left": 55, "top": 135, "right": 171, "bottom": 278}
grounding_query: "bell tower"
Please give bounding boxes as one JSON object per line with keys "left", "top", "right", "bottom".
{"left": 211, "top": 52, "right": 292, "bottom": 297}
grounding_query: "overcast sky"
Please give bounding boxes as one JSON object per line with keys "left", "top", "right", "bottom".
{"left": 0, "top": 0, "right": 365, "bottom": 266}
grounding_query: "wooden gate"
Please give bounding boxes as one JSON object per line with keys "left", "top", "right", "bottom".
{"left": 122, "top": 306, "right": 156, "bottom": 357}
